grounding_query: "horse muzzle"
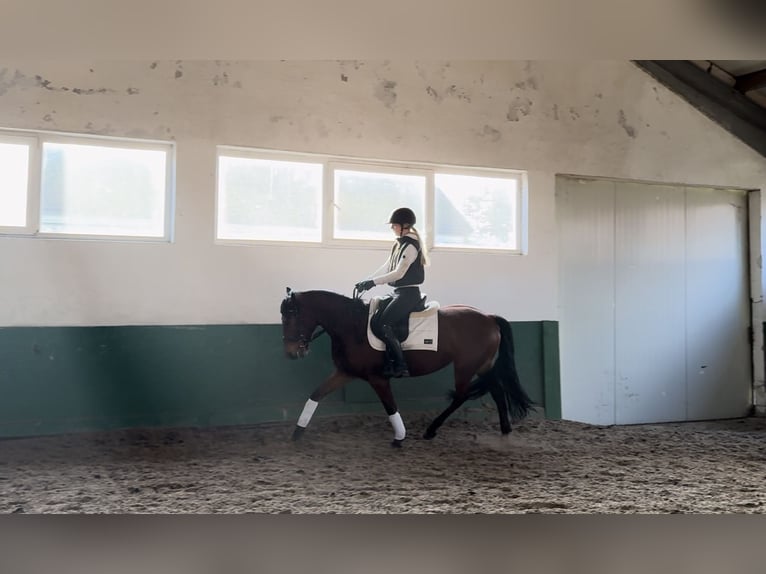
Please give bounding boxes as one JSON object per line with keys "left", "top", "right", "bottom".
{"left": 284, "top": 341, "right": 310, "bottom": 359}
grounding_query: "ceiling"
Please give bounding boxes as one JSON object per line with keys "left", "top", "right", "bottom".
{"left": 707, "top": 60, "right": 766, "bottom": 109}
{"left": 634, "top": 60, "right": 766, "bottom": 158}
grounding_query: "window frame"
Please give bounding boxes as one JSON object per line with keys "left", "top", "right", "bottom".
{"left": 0, "top": 132, "right": 39, "bottom": 235}
{"left": 215, "top": 146, "right": 528, "bottom": 254}
{"left": 325, "top": 160, "right": 432, "bottom": 248}
{"left": 432, "top": 165, "right": 527, "bottom": 254}
{"left": 0, "top": 128, "right": 175, "bottom": 242}
{"left": 215, "top": 146, "right": 327, "bottom": 246}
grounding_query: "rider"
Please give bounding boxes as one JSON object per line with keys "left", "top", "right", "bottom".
{"left": 355, "top": 207, "right": 428, "bottom": 378}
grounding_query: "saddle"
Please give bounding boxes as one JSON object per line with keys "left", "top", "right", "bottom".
{"left": 367, "top": 295, "right": 440, "bottom": 352}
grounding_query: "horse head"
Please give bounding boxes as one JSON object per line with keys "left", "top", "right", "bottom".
{"left": 280, "top": 287, "right": 319, "bottom": 359}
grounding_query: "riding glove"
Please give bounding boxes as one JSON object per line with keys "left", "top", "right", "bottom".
{"left": 355, "top": 279, "right": 375, "bottom": 292}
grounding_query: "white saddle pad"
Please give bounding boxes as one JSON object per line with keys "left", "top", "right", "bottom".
{"left": 367, "top": 296, "right": 440, "bottom": 352}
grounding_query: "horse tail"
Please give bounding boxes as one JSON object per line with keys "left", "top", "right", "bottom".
{"left": 491, "top": 315, "right": 533, "bottom": 420}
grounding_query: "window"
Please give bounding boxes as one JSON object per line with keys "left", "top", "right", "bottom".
{"left": 0, "top": 129, "right": 174, "bottom": 240}
{"left": 216, "top": 151, "right": 323, "bottom": 242}
{"left": 216, "top": 146, "right": 526, "bottom": 253}
{"left": 434, "top": 172, "right": 521, "bottom": 250}
{"left": 331, "top": 165, "right": 427, "bottom": 242}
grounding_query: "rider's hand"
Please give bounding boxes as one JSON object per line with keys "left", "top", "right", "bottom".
{"left": 355, "top": 279, "right": 375, "bottom": 292}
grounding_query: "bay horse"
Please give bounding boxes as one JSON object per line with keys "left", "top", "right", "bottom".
{"left": 280, "top": 287, "right": 533, "bottom": 446}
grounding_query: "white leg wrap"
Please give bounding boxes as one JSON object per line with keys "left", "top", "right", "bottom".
{"left": 388, "top": 411, "right": 406, "bottom": 441}
{"left": 297, "top": 399, "right": 319, "bottom": 428}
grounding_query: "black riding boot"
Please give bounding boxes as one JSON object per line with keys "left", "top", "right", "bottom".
{"left": 381, "top": 325, "right": 409, "bottom": 378}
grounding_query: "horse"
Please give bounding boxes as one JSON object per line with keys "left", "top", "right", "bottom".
{"left": 280, "top": 287, "right": 533, "bottom": 446}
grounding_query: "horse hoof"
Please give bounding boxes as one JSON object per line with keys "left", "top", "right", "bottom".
{"left": 391, "top": 439, "right": 404, "bottom": 448}
{"left": 292, "top": 426, "right": 305, "bottom": 441}
{"left": 423, "top": 430, "right": 436, "bottom": 440}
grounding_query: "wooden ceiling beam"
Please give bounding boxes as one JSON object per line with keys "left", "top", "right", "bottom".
{"left": 735, "top": 68, "right": 766, "bottom": 93}
{"left": 634, "top": 60, "right": 766, "bottom": 158}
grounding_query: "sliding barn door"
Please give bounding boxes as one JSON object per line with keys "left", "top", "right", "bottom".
{"left": 557, "top": 176, "right": 751, "bottom": 425}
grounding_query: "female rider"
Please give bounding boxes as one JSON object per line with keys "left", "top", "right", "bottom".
{"left": 355, "top": 207, "right": 428, "bottom": 378}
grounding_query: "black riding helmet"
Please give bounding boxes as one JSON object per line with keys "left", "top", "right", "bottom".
{"left": 388, "top": 207, "right": 416, "bottom": 226}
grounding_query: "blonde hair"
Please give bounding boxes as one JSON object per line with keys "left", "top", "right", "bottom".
{"left": 406, "top": 225, "right": 429, "bottom": 267}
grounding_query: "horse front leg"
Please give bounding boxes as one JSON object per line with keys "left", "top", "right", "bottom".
{"left": 367, "top": 375, "right": 406, "bottom": 448}
{"left": 292, "top": 370, "right": 353, "bottom": 440}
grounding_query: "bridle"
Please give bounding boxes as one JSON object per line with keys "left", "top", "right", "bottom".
{"left": 281, "top": 294, "right": 326, "bottom": 350}
{"left": 282, "top": 323, "right": 326, "bottom": 350}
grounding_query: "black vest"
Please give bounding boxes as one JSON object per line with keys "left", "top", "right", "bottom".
{"left": 388, "top": 235, "right": 424, "bottom": 287}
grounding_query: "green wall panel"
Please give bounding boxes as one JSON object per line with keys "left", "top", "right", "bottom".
{"left": 0, "top": 322, "right": 559, "bottom": 438}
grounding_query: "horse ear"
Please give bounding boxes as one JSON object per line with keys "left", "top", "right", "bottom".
{"left": 286, "top": 287, "right": 292, "bottom": 296}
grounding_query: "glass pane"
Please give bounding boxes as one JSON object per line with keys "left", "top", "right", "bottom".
{"left": 333, "top": 169, "right": 426, "bottom": 240}
{"left": 435, "top": 173, "right": 517, "bottom": 249}
{"left": 0, "top": 142, "right": 30, "bottom": 227}
{"left": 217, "top": 156, "right": 323, "bottom": 242}
{"left": 40, "top": 142, "right": 168, "bottom": 237}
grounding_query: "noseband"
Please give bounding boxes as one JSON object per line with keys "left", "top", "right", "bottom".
{"left": 281, "top": 301, "right": 326, "bottom": 349}
{"left": 282, "top": 326, "right": 326, "bottom": 348}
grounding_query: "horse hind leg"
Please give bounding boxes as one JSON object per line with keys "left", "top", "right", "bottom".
{"left": 423, "top": 395, "right": 468, "bottom": 440}
{"left": 423, "top": 366, "right": 477, "bottom": 440}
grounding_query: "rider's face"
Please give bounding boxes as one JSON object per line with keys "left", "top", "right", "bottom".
{"left": 391, "top": 223, "right": 403, "bottom": 236}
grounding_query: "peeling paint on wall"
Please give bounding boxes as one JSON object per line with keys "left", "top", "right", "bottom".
{"left": 446, "top": 84, "right": 471, "bottom": 102}
{"left": 212, "top": 72, "right": 229, "bottom": 86}
{"left": 618, "top": 109, "right": 637, "bottom": 138}
{"left": 480, "top": 124, "right": 502, "bottom": 141}
{"left": 506, "top": 97, "right": 532, "bottom": 121}
{"left": 0, "top": 68, "right": 23, "bottom": 96}
{"left": 515, "top": 77, "right": 538, "bottom": 91}
{"left": 71, "top": 87, "right": 114, "bottom": 95}
{"left": 375, "top": 80, "right": 397, "bottom": 109}
{"left": 80, "top": 122, "right": 116, "bottom": 136}
{"left": 1, "top": 70, "right": 139, "bottom": 97}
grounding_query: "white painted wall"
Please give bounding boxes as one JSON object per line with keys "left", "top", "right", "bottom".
{"left": 1, "top": 60, "right": 765, "bottom": 330}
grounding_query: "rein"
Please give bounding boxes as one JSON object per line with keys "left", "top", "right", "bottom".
{"left": 309, "top": 327, "right": 327, "bottom": 341}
